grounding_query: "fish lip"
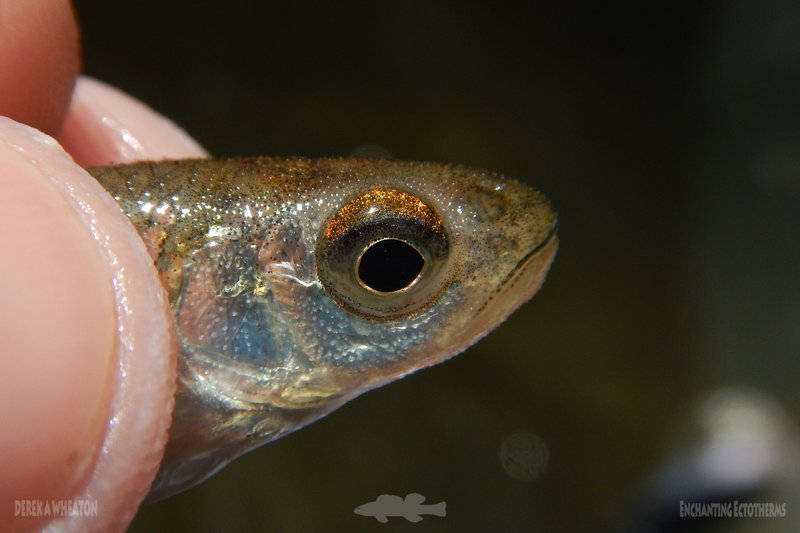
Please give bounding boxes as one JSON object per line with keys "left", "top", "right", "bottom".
{"left": 499, "top": 220, "right": 559, "bottom": 294}
{"left": 467, "top": 220, "right": 559, "bottom": 330}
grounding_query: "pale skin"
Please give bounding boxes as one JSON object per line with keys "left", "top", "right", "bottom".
{"left": 0, "top": 1, "right": 207, "bottom": 529}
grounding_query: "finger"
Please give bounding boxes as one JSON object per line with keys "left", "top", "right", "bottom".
{"left": 0, "top": 117, "right": 176, "bottom": 532}
{"left": 59, "top": 77, "right": 208, "bottom": 167}
{"left": 0, "top": 0, "right": 80, "bottom": 135}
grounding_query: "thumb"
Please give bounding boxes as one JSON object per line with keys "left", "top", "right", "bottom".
{"left": 0, "top": 117, "right": 176, "bottom": 532}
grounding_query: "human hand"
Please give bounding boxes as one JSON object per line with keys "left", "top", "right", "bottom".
{"left": 0, "top": 1, "right": 207, "bottom": 530}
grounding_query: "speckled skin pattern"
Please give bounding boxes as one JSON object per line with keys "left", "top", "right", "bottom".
{"left": 89, "top": 157, "right": 558, "bottom": 501}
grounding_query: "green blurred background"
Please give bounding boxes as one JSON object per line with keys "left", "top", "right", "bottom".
{"left": 72, "top": 1, "right": 800, "bottom": 531}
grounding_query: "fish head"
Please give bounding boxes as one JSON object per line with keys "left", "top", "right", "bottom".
{"left": 93, "top": 157, "right": 557, "bottom": 499}
{"left": 258, "top": 159, "right": 559, "bottom": 403}
{"left": 169, "top": 159, "right": 558, "bottom": 410}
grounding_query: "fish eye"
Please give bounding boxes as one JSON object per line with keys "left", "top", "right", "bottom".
{"left": 356, "top": 238, "right": 425, "bottom": 293}
{"left": 317, "top": 186, "right": 451, "bottom": 320}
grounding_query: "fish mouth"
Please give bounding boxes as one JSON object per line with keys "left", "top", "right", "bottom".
{"left": 501, "top": 222, "right": 558, "bottom": 300}
{"left": 470, "top": 223, "right": 559, "bottom": 334}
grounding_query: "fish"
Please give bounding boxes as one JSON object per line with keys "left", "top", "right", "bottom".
{"left": 88, "top": 157, "right": 558, "bottom": 501}
{"left": 354, "top": 493, "right": 446, "bottom": 523}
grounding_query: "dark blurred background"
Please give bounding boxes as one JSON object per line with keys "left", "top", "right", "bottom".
{"left": 72, "top": 1, "right": 800, "bottom": 531}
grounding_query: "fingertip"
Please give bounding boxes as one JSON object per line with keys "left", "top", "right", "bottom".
{"left": 0, "top": 118, "right": 177, "bottom": 531}
{"left": 59, "top": 77, "right": 208, "bottom": 167}
{"left": 0, "top": 0, "right": 80, "bottom": 134}
{"left": 0, "top": 119, "right": 115, "bottom": 531}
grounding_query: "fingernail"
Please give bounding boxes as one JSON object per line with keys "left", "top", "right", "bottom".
{"left": 58, "top": 76, "right": 208, "bottom": 167}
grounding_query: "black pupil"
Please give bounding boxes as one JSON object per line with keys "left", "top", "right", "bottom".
{"left": 358, "top": 239, "right": 424, "bottom": 293}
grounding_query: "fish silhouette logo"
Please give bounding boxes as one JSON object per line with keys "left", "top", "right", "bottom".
{"left": 354, "top": 493, "right": 446, "bottom": 523}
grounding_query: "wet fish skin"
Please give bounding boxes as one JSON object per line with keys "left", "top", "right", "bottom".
{"left": 89, "top": 157, "right": 558, "bottom": 501}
